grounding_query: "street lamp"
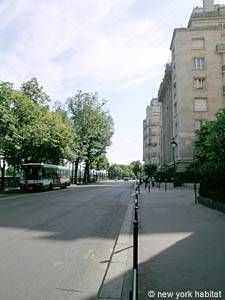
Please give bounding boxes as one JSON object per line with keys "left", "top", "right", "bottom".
{"left": 171, "top": 137, "right": 177, "bottom": 174}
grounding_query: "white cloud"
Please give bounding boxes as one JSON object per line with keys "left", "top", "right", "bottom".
{"left": 0, "top": 0, "right": 170, "bottom": 98}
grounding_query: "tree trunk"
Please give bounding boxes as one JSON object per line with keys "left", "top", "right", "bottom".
{"left": 13, "top": 166, "right": 16, "bottom": 178}
{"left": 87, "top": 161, "right": 90, "bottom": 183}
{"left": 83, "top": 165, "right": 87, "bottom": 184}
{"left": 74, "top": 157, "right": 80, "bottom": 184}
{"left": 83, "top": 160, "right": 90, "bottom": 184}
{"left": 71, "top": 161, "right": 74, "bottom": 184}
{"left": 87, "top": 165, "right": 91, "bottom": 183}
{"left": 0, "top": 158, "right": 6, "bottom": 191}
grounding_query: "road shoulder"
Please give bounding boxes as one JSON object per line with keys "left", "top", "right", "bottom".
{"left": 98, "top": 196, "right": 133, "bottom": 299}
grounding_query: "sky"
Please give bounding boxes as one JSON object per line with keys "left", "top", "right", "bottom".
{"left": 1, "top": 0, "right": 224, "bottom": 164}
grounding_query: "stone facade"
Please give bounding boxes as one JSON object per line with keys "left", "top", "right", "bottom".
{"left": 169, "top": 0, "right": 225, "bottom": 171}
{"left": 143, "top": 98, "right": 161, "bottom": 167}
{"left": 158, "top": 64, "right": 173, "bottom": 168}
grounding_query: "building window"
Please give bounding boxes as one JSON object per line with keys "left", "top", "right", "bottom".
{"left": 194, "top": 119, "right": 207, "bottom": 130}
{"left": 174, "top": 121, "right": 178, "bottom": 136}
{"left": 192, "top": 38, "right": 205, "bottom": 49}
{"left": 193, "top": 57, "right": 205, "bottom": 69}
{"left": 172, "top": 47, "right": 175, "bottom": 61}
{"left": 174, "top": 102, "right": 177, "bottom": 115}
{"left": 194, "top": 77, "right": 206, "bottom": 89}
{"left": 194, "top": 120, "right": 201, "bottom": 131}
{"left": 173, "top": 82, "right": 177, "bottom": 98}
{"left": 194, "top": 98, "right": 208, "bottom": 112}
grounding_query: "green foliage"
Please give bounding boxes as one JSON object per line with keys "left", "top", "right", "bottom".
{"left": 0, "top": 82, "right": 114, "bottom": 187}
{"left": 194, "top": 109, "right": 225, "bottom": 163}
{"left": 19, "top": 108, "right": 76, "bottom": 164}
{"left": 21, "top": 77, "right": 50, "bottom": 105}
{"left": 0, "top": 82, "right": 21, "bottom": 165}
{"left": 108, "top": 164, "right": 134, "bottom": 179}
{"left": 67, "top": 91, "right": 114, "bottom": 182}
{"left": 193, "top": 109, "right": 225, "bottom": 202}
{"left": 130, "top": 160, "right": 143, "bottom": 177}
{"left": 91, "top": 154, "right": 109, "bottom": 171}
{"left": 0, "top": 81, "right": 76, "bottom": 168}
{"left": 144, "top": 164, "right": 157, "bottom": 178}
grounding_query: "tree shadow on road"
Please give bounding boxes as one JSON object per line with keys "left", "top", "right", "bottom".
{"left": 0, "top": 186, "right": 225, "bottom": 299}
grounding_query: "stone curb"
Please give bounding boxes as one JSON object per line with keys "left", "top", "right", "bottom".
{"left": 198, "top": 196, "right": 225, "bottom": 213}
{"left": 98, "top": 197, "right": 134, "bottom": 299}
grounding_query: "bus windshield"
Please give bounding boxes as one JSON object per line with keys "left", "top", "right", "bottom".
{"left": 22, "top": 166, "right": 42, "bottom": 180}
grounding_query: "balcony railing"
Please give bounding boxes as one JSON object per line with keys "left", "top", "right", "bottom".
{"left": 191, "top": 10, "right": 225, "bottom": 19}
{"left": 216, "top": 44, "right": 225, "bottom": 53}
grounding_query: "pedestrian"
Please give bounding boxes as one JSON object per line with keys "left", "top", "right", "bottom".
{"left": 144, "top": 178, "right": 147, "bottom": 190}
{"left": 148, "top": 178, "right": 151, "bottom": 192}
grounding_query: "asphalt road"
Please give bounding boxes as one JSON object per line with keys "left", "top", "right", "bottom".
{"left": 0, "top": 182, "right": 132, "bottom": 300}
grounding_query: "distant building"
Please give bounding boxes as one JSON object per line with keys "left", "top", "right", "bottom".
{"left": 143, "top": 98, "right": 161, "bottom": 167}
{"left": 158, "top": 64, "right": 173, "bottom": 168}
{"left": 167, "top": 0, "right": 225, "bottom": 171}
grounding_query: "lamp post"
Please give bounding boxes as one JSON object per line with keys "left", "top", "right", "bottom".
{"left": 171, "top": 137, "right": 177, "bottom": 174}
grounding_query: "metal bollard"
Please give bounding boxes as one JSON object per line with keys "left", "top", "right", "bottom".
{"left": 135, "top": 190, "right": 138, "bottom": 199}
{"left": 135, "top": 183, "right": 140, "bottom": 194}
{"left": 133, "top": 219, "right": 138, "bottom": 299}
{"left": 194, "top": 182, "right": 198, "bottom": 204}
{"left": 130, "top": 188, "right": 139, "bottom": 299}
{"left": 134, "top": 200, "right": 138, "bottom": 222}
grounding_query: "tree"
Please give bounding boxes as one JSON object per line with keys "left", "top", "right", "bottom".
{"left": 90, "top": 154, "right": 109, "bottom": 181}
{"left": 0, "top": 82, "right": 20, "bottom": 190}
{"left": 13, "top": 101, "right": 76, "bottom": 165}
{"left": 21, "top": 77, "right": 50, "bottom": 105}
{"left": 130, "top": 160, "right": 143, "bottom": 178}
{"left": 91, "top": 154, "right": 109, "bottom": 170}
{"left": 67, "top": 91, "right": 114, "bottom": 183}
{"left": 108, "top": 164, "right": 134, "bottom": 179}
{"left": 0, "top": 81, "right": 76, "bottom": 190}
{"left": 144, "top": 164, "right": 157, "bottom": 178}
{"left": 108, "top": 164, "right": 123, "bottom": 179}
{"left": 194, "top": 109, "right": 225, "bottom": 164}
{"left": 192, "top": 109, "right": 225, "bottom": 202}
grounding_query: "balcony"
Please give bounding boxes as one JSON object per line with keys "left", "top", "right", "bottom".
{"left": 223, "top": 86, "right": 225, "bottom": 95}
{"left": 222, "top": 65, "right": 225, "bottom": 73}
{"left": 216, "top": 44, "right": 225, "bottom": 53}
{"left": 191, "top": 10, "right": 225, "bottom": 19}
{"left": 150, "top": 122, "right": 160, "bottom": 127}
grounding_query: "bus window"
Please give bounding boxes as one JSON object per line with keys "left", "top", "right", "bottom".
{"left": 23, "top": 166, "right": 41, "bottom": 180}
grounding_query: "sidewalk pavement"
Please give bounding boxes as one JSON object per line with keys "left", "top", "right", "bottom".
{"left": 99, "top": 186, "right": 225, "bottom": 299}
{"left": 137, "top": 187, "right": 225, "bottom": 299}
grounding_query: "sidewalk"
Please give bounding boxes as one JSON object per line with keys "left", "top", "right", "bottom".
{"left": 138, "top": 188, "right": 225, "bottom": 299}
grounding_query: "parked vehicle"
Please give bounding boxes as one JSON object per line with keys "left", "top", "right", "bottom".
{"left": 20, "top": 163, "right": 71, "bottom": 191}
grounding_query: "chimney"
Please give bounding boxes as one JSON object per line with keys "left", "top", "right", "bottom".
{"left": 203, "top": 0, "right": 214, "bottom": 12}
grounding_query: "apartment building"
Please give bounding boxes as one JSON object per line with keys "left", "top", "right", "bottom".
{"left": 143, "top": 98, "right": 161, "bottom": 167}
{"left": 168, "top": 0, "right": 225, "bottom": 171}
{"left": 158, "top": 64, "right": 173, "bottom": 168}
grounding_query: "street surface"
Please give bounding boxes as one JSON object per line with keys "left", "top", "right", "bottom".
{"left": 0, "top": 182, "right": 132, "bottom": 300}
